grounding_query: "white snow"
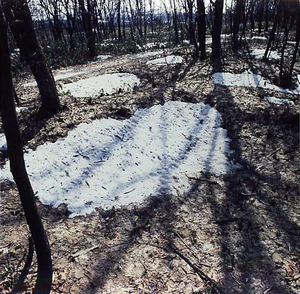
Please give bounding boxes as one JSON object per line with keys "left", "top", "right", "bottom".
{"left": 96, "top": 55, "right": 112, "bottom": 61}
{"left": 264, "top": 96, "right": 295, "bottom": 106}
{"left": 250, "top": 36, "right": 267, "bottom": 41}
{"left": 144, "top": 43, "right": 157, "bottom": 49}
{"left": 62, "top": 73, "right": 140, "bottom": 97}
{"left": 146, "top": 55, "right": 183, "bottom": 65}
{"left": 23, "top": 71, "right": 86, "bottom": 87}
{"left": 58, "top": 68, "right": 74, "bottom": 73}
{"left": 131, "top": 50, "right": 164, "bottom": 59}
{"left": 212, "top": 70, "right": 300, "bottom": 95}
{"left": 0, "top": 134, "right": 7, "bottom": 152}
{"left": 250, "top": 48, "right": 280, "bottom": 60}
{"left": 1, "top": 101, "right": 235, "bottom": 216}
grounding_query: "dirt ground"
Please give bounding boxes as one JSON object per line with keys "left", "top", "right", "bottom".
{"left": 0, "top": 44, "right": 299, "bottom": 294}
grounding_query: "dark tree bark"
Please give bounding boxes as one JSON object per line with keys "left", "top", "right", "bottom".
{"left": 265, "top": 0, "right": 269, "bottom": 31}
{"left": 258, "top": 0, "right": 265, "bottom": 34}
{"left": 211, "top": 0, "right": 224, "bottom": 59}
{"left": 197, "top": 0, "right": 206, "bottom": 59}
{"left": 264, "top": 0, "right": 282, "bottom": 59}
{"left": 117, "top": 0, "right": 122, "bottom": 41}
{"left": 279, "top": 5, "right": 294, "bottom": 87}
{"left": 3, "top": 0, "right": 60, "bottom": 116}
{"left": 232, "top": 0, "right": 243, "bottom": 50}
{"left": 187, "top": 0, "right": 199, "bottom": 57}
{"left": 0, "top": 4, "right": 52, "bottom": 294}
{"left": 78, "top": 0, "right": 96, "bottom": 58}
{"left": 173, "top": 6, "right": 180, "bottom": 45}
{"left": 288, "top": 3, "right": 300, "bottom": 87}
{"left": 122, "top": 10, "right": 126, "bottom": 40}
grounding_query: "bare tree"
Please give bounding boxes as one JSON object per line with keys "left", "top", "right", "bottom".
{"left": 232, "top": 0, "right": 244, "bottom": 50}
{"left": 78, "top": 0, "right": 96, "bottom": 58}
{"left": 0, "top": 3, "right": 52, "bottom": 293}
{"left": 197, "top": 0, "right": 206, "bottom": 59}
{"left": 211, "top": 0, "right": 224, "bottom": 59}
{"left": 3, "top": 0, "right": 60, "bottom": 116}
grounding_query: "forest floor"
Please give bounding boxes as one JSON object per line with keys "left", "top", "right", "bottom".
{"left": 0, "top": 42, "right": 299, "bottom": 294}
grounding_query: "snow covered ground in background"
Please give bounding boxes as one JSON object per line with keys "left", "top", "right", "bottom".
{"left": 62, "top": 73, "right": 140, "bottom": 97}
{"left": 1, "top": 101, "right": 235, "bottom": 216}
{"left": 146, "top": 55, "right": 183, "bottom": 65}
{"left": 96, "top": 55, "right": 112, "bottom": 60}
{"left": 23, "top": 70, "right": 86, "bottom": 87}
{"left": 132, "top": 50, "right": 164, "bottom": 59}
{"left": 213, "top": 71, "right": 300, "bottom": 94}
{"left": 249, "top": 36, "right": 267, "bottom": 41}
{"left": 58, "top": 68, "right": 74, "bottom": 73}
{"left": 0, "top": 134, "right": 7, "bottom": 152}
{"left": 264, "top": 96, "right": 295, "bottom": 106}
{"left": 251, "top": 48, "right": 280, "bottom": 60}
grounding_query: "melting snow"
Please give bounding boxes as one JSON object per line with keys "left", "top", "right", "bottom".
{"left": 264, "top": 96, "right": 295, "bottom": 106}
{"left": 96, "top": 55, "right": 112, "bottom": 60}
{"left": 1, "top": 101, "right": 235, "bottom": 216}
{"left": 250, "top": 36, "right": 267, "bottom": 41}
{"left": 62, "top": 73, "right": 140, "bottom": 97}
{"left": 251, "top": 48, "right": 280, "bottom": 60}
{"left": 131, "top": 50, "right": 164, "bottom": 59}
{"left": 0, "top": 134, "right": 7, "bottom": 152}
{"left": 213, "top": 71, "right": 300, "bottom": 94}
{"left": 146, "top": 55, "right": 183, "bottom": 65}
{"left": 58, "top": 68, "right": 74, "bottom": 73}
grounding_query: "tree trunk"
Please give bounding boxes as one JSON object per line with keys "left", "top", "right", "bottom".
{"left": 173, "top": 5, "right": 180, "bottom": 45}
{"left": 197, "top": 0, "right": 206, "bottom": 60}
{"left": 258, "top": 0, "right": 265, "bottom": 34}
{"left": 117, "top": 0, "right": 122, "bottom": 41}
{"left": 288, "top": 3, "right": 300, "bottom": 87}
{"left": 187, "top": 0, "right": 199, "bottom": 58}
{"left": 78, "top": 0, "right": 96, "bottom": 58}
{"left": 265, "top": 0, "right": 269, "bottom": 31}
{"left": 264, "top": 0, "right": 282, "bottom": 59}
{"left": 3, "top": 0, "right": 60, "bottom": 116}
{"left": 232, "top": 0, "right": 243, "bottom": 50}
{"left": 0, "top": 4, "right": 52, "bottom": 294}
{"left": 211, "top": 0, "right": 224, "bottom": 59}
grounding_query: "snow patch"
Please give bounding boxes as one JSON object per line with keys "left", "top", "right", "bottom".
{"left": 96, "top": 55, "right": 112, "bottom": 61}
{"left": 131, "top": 50, "right": 164, "bottom": 59}
{"left": 62, "top": 73, "right": 140, "bottom": 97}
{"left": 251, "top": 48, "right": 280, "bottom": 60}
{"left": 0, "top": 134, "right": 7, "bottom": 152}
{"left": 1, "top": 101, "right": 236, "bottom": 216}
{"left": 213, "top": 71, "right": 300, "bottom": 94}
{"left": 250, "top": 36, "right": 267, "bottom": 41}
{"left": 146, "top": 55, "right": 183, "bottom": 65}
{"left": 264, "top": 96, "right": 295, "bottom": 106}
{"left": 58, "top": 68, "right": 74, "bottom": 73}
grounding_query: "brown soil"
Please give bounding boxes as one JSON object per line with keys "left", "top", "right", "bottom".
{"left": 1, "top": 45, "right": 299, "bottom": 294}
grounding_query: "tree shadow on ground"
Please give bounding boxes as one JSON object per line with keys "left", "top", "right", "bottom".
{"left": 198, "top": 57, "right": 299, "bottom": 293}
{"left": 82, "top": 55, "right": 299, "bottom": 294}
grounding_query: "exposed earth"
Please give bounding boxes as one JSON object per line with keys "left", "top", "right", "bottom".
{"left": 0, "top": 43, "right": 299, "bottom": 294}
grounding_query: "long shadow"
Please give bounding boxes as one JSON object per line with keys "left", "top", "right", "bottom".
{"left": 86, "top": 59, "right": 229, "bottom": 293}
{"left": 200, "top": 58, "right": 299, "bottom": 293}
